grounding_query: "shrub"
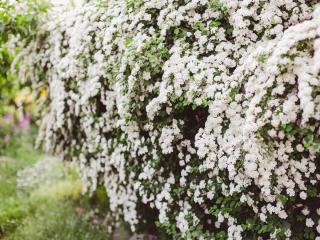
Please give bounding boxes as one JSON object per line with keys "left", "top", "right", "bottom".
{"left": 19, "top": 0, "right": 320, "bottom": 239}
{"left": 0, "top": 0, "right": 48, "bottom": 154}
{"left": 0, "top": 0, "right": 47, "bottom": 113}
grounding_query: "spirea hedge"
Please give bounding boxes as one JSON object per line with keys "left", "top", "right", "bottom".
{"left": 19, "top": 0, "right": 320, "bottom": 239}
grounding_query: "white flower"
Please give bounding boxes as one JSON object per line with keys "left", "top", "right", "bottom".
{"left": 17, "top": 0, "right": 320, "bottom": 236}
{"left": 306, "top": 218, "right": 315, "bottom": 227}
{"left": 299, "top": 191, "right": 307, "bottom": 200}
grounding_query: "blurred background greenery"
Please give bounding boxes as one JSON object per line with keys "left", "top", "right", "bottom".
{"left": 0, "top": 1, "right": 132, "bottom": 239}
{"left": 0, "top": 138, "right": 110, "bottom": 240}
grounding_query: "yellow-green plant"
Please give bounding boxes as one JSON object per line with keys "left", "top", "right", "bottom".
{"left": 0, "top": 0, "right": 48, "bottom": 115}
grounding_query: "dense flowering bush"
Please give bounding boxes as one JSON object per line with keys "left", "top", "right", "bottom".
{"left": 20, "top": 0, "right": 320, "bottom": 239}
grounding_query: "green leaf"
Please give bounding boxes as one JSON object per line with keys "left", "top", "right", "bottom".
{"left": 277, "top": 194, "right": 288, "bottom": 205}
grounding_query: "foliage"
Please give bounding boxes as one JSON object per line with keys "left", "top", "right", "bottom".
{"left": 14, "top": 0, "right": 320, "bottom": 239}
{"left": 0, "top": 139, "right": 109, "bottom": 240}
{"left": 0, "top": 112, "right": 33, "bottom": 154}
{"left": 0, "top": 0, "right": 47, "bottom": 116}
{"left": 0, "top": 0, "right": 48, "bottom": 177}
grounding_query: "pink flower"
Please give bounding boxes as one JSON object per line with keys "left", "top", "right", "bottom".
{"left": 3, "top": 113, "right": 14, "bottom": 122}
{"left": 18, "top": 115, "right": 31, "bottom": 134}
{"left": 4, "top": 134, "right": 11, "bottom": 142}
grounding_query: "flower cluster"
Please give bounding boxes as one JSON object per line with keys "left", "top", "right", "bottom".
{"left": 20, "top": 0, "right": 320, "bottom": 239}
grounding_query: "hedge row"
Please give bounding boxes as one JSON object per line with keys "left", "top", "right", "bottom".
{"left": 19, "top": 0, "right": 320, "bottom": 239}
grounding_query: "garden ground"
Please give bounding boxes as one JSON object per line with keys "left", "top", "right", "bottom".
{"left": 0, "top": 136, "right": 131, "bottom": 240}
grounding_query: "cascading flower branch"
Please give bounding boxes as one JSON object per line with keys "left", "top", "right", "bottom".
{"left": 19, "top": 0, "right": 320, "bottom": 239}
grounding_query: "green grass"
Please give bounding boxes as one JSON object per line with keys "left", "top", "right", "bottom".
{"left": 0, "top": 140, "right": 39, "bottom": 236}
{"left": 6, "top": 198, "right": 107, "bottom": 240}
{"left": 0, "top": 138, "right": 109, "bottom": 240}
